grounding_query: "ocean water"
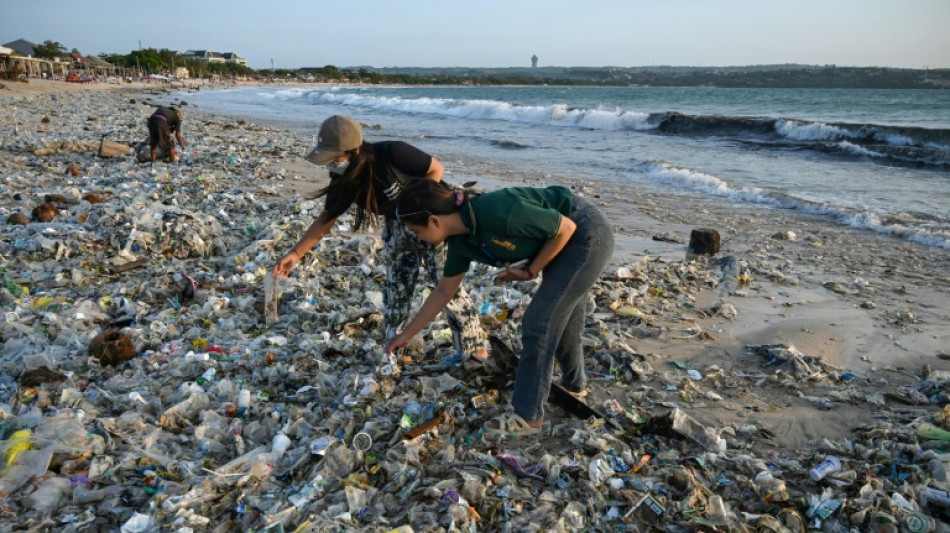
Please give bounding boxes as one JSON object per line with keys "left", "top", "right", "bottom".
{"left": 182, "top": 85, "right": 950, "bottom": 248}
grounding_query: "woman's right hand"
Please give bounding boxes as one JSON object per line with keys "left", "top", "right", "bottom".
{"left": 273, "top": 250, "right": 300, "bottom": 279}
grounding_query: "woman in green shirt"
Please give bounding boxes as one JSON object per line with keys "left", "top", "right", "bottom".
{"left": 385, "top": 180, "right": 614, "bottom": 435}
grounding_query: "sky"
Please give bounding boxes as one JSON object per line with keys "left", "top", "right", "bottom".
{"left": 2, "top": 0, "right": 948, "bottom": 70}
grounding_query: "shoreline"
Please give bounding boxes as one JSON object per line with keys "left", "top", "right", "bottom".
{"left": 141, "top": 84, "right": 950, "bottom": 433}
{"left": 3, "top": 80, "right": 948, "bottom": 440}
{"left": 1, "top": 82, "right": 949, "bottom": 529}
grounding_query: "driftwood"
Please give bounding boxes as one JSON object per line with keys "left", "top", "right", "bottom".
{"left": 98, "top": 138, "right": 131, "bottom": 158}
{"left": 110, "top": 259, "right": 146, "bottom": 274}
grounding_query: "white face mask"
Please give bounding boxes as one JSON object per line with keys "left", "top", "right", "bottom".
{"left": 327, "top": 159, "right": 350, "bottom": 175}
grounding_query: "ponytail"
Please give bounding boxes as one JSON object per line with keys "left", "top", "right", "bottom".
{"left": 396, "top": 180, "right": 475, "bottom": 226}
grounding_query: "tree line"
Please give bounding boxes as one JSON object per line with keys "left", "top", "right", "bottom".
{"left": 23, "top": 41, "right": 950, "bottom": 88}
{"left": 99, "top": 49, "right": 254, "bottom": 78}
{"left": 26, "top": 41, "right": 254, "bottom": 78}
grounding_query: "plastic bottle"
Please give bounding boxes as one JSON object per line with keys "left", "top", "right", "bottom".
{"left": 917, "top": 424, "right": 950, "bottom": 442}
{"left": 237, "top": 389, "right": 251, "bottom": 408}
{"left": 706, "top": 494, "right": 730, "bottom": 524}
{"left": 919, "top": 486, "right": 950, "bottom": 507}
{"left": 73, "top": 484, "right": 124, "bottom": 505}
{"left": 271, "top": 433, "right": 291, "bottom": 461}
{"left": 196, "top": 368, "right": 216, "bottom": 385}
{"left": 809, "top": 456, "right": 842, "bottom": 481}
{"left": 4, "top": 429, "right": 32, "bottom": 468}
{"left": 891, "top": 492, "right": 915, "bottom": 512}
{"left": 237, "top": 389, "right": 251, "bottom": 417}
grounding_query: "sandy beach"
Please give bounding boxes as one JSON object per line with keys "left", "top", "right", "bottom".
{"left": 2, "top": 79, "right": 949, "bottom": 530}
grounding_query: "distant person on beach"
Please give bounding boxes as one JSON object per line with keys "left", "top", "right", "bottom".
{"left": 273, "top": 115, "right": 487, "bottom": 363}
{"left": 147, "top": 105, "right": 185, "bottom": 163}
{"left": 385, "top": 180, "right": 614, "bottom": 436}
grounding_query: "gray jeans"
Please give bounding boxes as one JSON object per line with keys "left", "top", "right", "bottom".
{"left": 382, "top": 219, "right": 484, "bottom": 355}
{"left": 511, "top": 196, "right": 614, "bottom": 421}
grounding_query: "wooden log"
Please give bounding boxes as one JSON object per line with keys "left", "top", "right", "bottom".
{"left": 111, "top": 259, "right": 146, "bottom": 274}
{"left": 402, "top": 410, "right": 446, "bottom": 440}
{"left": 688, "top": 228, "right": 720, "bottom": 256}
{"left": 98, "top": 138, "right": 131, "bottom": 158}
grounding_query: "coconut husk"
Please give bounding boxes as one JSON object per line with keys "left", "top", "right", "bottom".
{"left": 88, "top": 329, "right": 136, "bottom": 366}
{"left": 20, "top": 366, "right": 67, "bottom": 387}
{"left": 45, "top": 193, "right": 70, "bottom": 204}
{"left": 31, "top": 203, "right": 58, "bottom": 222}
{"left": 84, "top": 192, "right": 107, "bottom": 204}
{"left": 7, "top": 213, "right": 29, "bottom": 225}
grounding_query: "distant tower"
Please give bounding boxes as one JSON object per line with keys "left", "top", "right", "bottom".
{"left": 531, "top": 55, "right": 538, "bottom": 68}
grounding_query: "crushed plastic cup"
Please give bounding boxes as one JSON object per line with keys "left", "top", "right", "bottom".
{"left": 310, "top": 437, "right": 332, "bottom": 457}
{"left": 352, "top": 432, "right": 372, "bottom": 452}
{"left": 809, "top": 455, "right": 842, "bottom": 481}
{"left": 904, "top": 512, "right": 936, "bottom": 533}
{"left": 120, "top": 512, "right": 154, "bottom": 533}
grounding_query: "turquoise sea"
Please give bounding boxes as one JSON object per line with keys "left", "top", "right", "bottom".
{"left": 183, "top": 85, "right": 950, "bottom": 248}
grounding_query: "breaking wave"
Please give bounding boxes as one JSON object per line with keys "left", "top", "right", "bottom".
{"left": 653, "top": 113, "right": 950, "bottom": 166}
{"left": 261, "top": 88, "right": 950, "bottom": 166}
{"left": 640, "top": 160, "right": 950, "bottom": 249}
{"left": 267, "top": 88, "right": 655, "bottom": 131}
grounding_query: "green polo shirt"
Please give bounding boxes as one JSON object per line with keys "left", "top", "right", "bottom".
{"left": 443, "top": 186, "right": 574, "bottom": 277}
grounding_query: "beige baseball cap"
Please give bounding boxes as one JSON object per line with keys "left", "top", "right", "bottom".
{"left": 305, "top": 115, "right": 363, "bottom": 165}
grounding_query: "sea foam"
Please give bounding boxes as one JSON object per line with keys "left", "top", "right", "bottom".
{"left": 275, "top": 89, "right": 657, "bottom": 131}
{"left": 640, "top": 160, "right": 950, "bottom": 249}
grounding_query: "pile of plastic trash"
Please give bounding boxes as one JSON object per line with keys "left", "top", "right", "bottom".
{"left": 1, "top": 89, "right": 949, "bottom": 532}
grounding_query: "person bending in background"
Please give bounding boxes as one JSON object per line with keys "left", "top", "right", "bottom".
{"left": 385, "top": 179, "right": 614, "bottom": 435}
{"left": 147, "top": 105, "right": 185, "bottom": 163}
{"left": 273, "top": 115, "right": 487, "bottom": 364}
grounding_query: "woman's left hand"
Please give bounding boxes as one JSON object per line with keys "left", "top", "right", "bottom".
{"left": 385, "top": 332, "right": 412, "bottom": 355}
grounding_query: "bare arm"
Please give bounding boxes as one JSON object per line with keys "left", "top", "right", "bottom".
{"left": 272, "top": 210, "right": 337, "bottom": 278}
{"left": 498, "top": 215, "right": 577, "bottom": 282}
{"left": 385, "top": 273, "right": 464, "bottom": 353}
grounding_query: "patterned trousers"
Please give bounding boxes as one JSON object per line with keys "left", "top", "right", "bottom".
{"left": 382, "top": 219, "right": 484, "bottom": 354}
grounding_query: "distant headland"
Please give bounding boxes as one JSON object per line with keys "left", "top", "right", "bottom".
{"left": 321, "top": 64, "right": 950, "bottom": 89}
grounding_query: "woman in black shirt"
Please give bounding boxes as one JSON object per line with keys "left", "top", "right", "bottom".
{"left": 273, "top": 115, "right": 486, "bottom": 362}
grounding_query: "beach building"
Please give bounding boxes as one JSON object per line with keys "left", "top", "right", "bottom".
{"left": 68, "top": 50, "right": 88, "bottom": 65}
{"left": 0, "top": 38, "right": 66, "bottom": 79}
{"left": 220, "top": 52, "right": 247, "bottom": 66}
{"left": 180, "top": 50, "right": 246, "bottom": 66}
{"left": 83, "top": 55, "right": 119, "bottom": 76}
{"left": 181, "top": 50, "right": 226, "bottom": 63}
{"left": 3, "top": 38, "right": 38, "bottom": 57}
